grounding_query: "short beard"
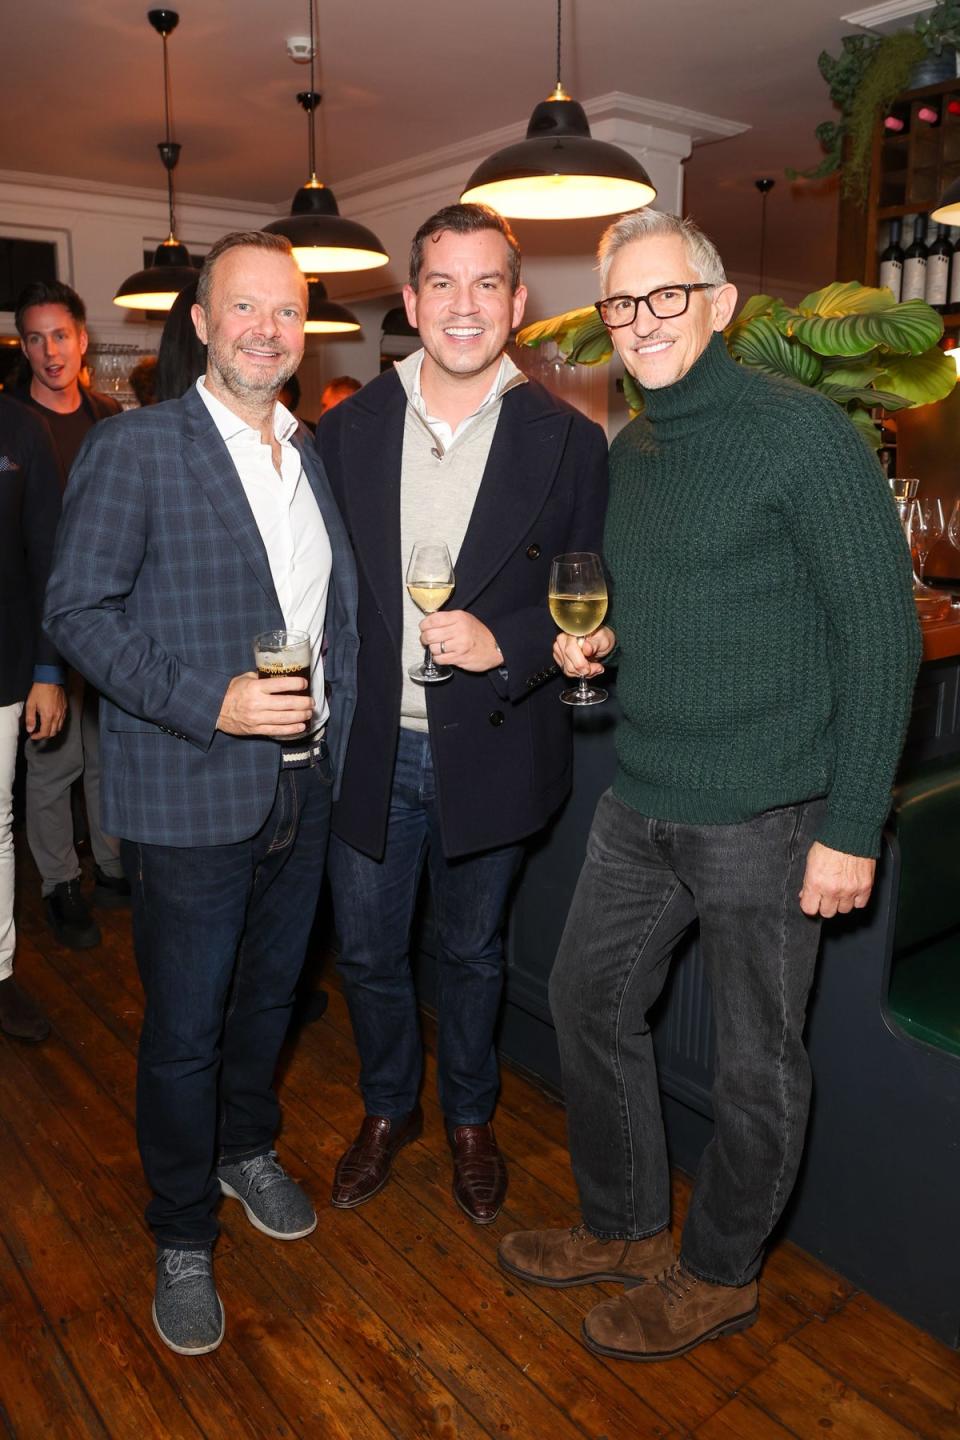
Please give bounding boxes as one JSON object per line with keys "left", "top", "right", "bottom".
{"left": 206, "top": 337, "right": 299, "bottom": 403}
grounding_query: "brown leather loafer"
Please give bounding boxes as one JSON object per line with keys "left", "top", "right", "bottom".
{"left": 447, "top": 1122, "right": 506, "bottom": 1224}
{"left": 331, "top": 1105, "right": 423, "bottom": 1210}
{"left": 582, "top": 1261, "right": 758, "bottom": 1361}
{"left": 498, "top": 1222, "right": 675, "bottom": 1288}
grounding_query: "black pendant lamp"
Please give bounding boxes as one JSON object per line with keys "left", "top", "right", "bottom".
{"left": 461, "top": 0, "right": 656, "bottom": 220}
{"left": 263, "top": 0, "right": 388, "bottom": 274}
{"left": 114, "top": 10, "right": 199, "bottom": 311}
{"left": 304, "top": 278, "right": 361, "bottom": 334}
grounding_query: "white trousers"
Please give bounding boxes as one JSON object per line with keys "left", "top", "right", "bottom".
{"left": 0, "top": 702, "right": 24, "bottom": 982}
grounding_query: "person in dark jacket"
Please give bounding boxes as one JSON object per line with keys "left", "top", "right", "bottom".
{"left": 0, "top": 396, "right": 66, "bottom": 1041}
{"left": 315, "top": 203, "right": 608, "bottom": 1225}
{"left": 14, "top": 280, "right": 127, "bottom": 950}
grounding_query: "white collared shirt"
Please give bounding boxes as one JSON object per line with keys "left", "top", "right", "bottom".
{"left": 408, "top": 351, "right": 509, "bottom": 450}
{"left": 196, "top": 377, "right": 332, "bottom": 729}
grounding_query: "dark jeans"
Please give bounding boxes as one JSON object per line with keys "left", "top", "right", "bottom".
{"left": 328, "top": 727, "right": 523, "bottom": 1125}
{"left": 122, "top": 758, "right": 332, "bottom": 1248}
{"left": 549, "top": 788, "right": 826, "bottom": 1286}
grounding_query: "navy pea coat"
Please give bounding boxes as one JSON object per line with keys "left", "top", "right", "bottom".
{"left": 315, "top": 368, "right": 608, "bottom": 860}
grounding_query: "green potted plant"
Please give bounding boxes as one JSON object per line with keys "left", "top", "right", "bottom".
{"left": 515, "top": 281, "right": 956, "bottom": 448}
{"left": 793, "top": 1, "right": 960, "bottom": 199}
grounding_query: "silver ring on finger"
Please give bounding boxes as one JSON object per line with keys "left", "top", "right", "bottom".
{"left": 440, "top": 640, "right": 446, "bottom": 654}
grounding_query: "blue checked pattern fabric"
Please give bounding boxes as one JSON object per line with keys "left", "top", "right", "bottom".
{"left": 45, "top": 385, "right": 358, "bottom": 847}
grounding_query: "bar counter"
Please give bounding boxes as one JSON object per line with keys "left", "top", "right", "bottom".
{"left": 921, "top": 607, "right": 960, "bottom": 662}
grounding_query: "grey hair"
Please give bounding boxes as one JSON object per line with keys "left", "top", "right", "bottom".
{"left": 597, "top": 210, "right": 727, "bottom": 292}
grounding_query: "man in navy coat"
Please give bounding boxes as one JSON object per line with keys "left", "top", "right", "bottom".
{"left": 46, "top": 232, "right": 358, "bottom": 1356}
{"left": 316, "top": 203, "right": 607, "bottom": 1224}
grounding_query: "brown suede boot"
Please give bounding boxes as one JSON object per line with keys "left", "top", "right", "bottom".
{"left": 582, "top": 1261, "right": 758, "bottom": 1360}
{"left": 498, "top": 1222, "right": 675, "bottom": 1288}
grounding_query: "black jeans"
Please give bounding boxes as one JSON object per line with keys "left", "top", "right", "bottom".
{"left": 122, "top": 759, "right": 332, "bottom": 1248}
{"left": 549, "top": 789, "right": 825, "bottom": 1286}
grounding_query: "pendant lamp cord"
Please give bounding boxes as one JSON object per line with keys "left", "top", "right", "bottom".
{"left": 308, "top": 0, "right": 318, "bottom": 180}
{"left": 556, "top": 0, "right": 563, "bottom": 90}
{"left": 161, "top": 29, "right": 176, "bottom": 238}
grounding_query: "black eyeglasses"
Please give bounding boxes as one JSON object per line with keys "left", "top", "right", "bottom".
{"left": 595, "top": 283, "right": 714, "bottom": 327}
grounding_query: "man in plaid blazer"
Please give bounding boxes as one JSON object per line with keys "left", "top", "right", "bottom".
{"left": 45, "top": 232, "right": 358, "bottom": 1357}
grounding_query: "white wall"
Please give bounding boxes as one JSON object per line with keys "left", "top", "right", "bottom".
{"left": 0, "top": 92, "right": 749, "bottom": 427}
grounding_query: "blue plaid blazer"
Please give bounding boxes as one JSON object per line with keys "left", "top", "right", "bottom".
{"left": 45, "top": 384, "right": 358, "bottom": 847}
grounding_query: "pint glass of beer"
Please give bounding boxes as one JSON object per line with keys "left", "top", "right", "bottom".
{"left": 253, "top": 630, "right": 311, "bottom": 685}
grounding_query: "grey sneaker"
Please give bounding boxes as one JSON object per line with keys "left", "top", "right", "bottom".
{"left": 218, "top": 1150, "right": 317, "bottom": 1240}
{"left": 152, "top": 1247, "right": 224, "bottom": 1356}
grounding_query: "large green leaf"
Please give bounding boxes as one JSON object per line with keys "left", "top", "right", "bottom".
{"left": 622, "top": 372, "right": 644, "bottom": 415}
{"left": 725, "top": 293, "right": 774, "bottom": 346}
{"left": 795, "top": 281, "right": 897, "bottom": 316}
{"left": 874, "top": 346, "right": 957, "bottom": 407}
{"left": 789, "top": 300, "right": 943, "bottom": 358}
{"left": 818, "top": 383, "right": 913, "bottom": 411}
{"left": 515, "top": 303, "right": 604, "bottom": 354}
{"left": 726, "top": 317, "right": 823, "bottom": 385}
{"left": 565, "top": 320, "right": 616, "bottom": 365}
{"left": 847, "top": 408, "right": 883, "bottom": 450}
{"left": 818, "top": 357, "right": 883, "bottom": 386}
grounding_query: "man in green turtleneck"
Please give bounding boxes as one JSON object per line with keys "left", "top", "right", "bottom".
{"left": 498, "top": 210, "right": 920, "bottom": 1361}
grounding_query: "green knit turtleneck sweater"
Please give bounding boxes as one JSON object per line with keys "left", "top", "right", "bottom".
{"left": 604, "top": 332, "right": 921, "bottom": 858}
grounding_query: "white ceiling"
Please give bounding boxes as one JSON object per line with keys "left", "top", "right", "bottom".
{"left": 4, "top": 0, "right": 873, "bottom": 292}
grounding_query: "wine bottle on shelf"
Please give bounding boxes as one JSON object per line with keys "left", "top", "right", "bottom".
{"left": 883, "top": 102, "right": 910, "bottom": 136}
{"left": 879, "top": 219, "right": 904, "bottom": 301}
{"left": 926, "top": 223, "right": 952, "bottom": 311}
{"left": 901, "top": 213, "right": 929, "bottom": 302}
{"left": 950, "top": 228, "right": 960, "bottom": 312}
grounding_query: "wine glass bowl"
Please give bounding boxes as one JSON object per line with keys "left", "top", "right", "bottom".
{"left": 548, "top": 551, "right": 609, "bottom": 707}
{"left": 406, "top": 542, "right": 455, "bottom": 684}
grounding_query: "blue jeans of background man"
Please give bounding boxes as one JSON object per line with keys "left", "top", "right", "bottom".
{"left": 328, "top": 727, "right": 524, "bottom": 1125}
{"left": 122, "top": 758, "right": 332, "bottom": 1249}
{"left": 549, "top": 789, "right": 826, "bottom": 1287}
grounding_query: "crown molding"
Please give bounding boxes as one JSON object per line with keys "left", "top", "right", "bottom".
{"left": 841, "top": 2, "right": 933, "bottom": 29}
{"left": 0, "top": 168, "right": 276, "bottom": 218}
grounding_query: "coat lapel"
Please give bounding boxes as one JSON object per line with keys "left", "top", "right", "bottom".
{"left": 181, "top": 386, "right": 280, "bottom": 609}
{"left": 337, "top": 378, "right": 406, "bottom": 655}
{"left": 452, "top": 387, "right": 572, "bottom": 611}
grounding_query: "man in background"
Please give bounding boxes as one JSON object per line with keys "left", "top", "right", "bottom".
{"left": 14, "top": 280, "right": 127, "bottom": 948}
{"left": 319, "top": 375, "right": 361, "bottom": 414}
{"left": 0, "top": 395, "right": 66, "bottom": 1041}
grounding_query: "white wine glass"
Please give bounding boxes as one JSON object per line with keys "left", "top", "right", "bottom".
{"left": 908, "top": 497, "right": 945, "bottom": 583}
{"left": 406, "top": 541, "right": 455, "bottom": 685}
{"left": 548, "top": 552, "right": 609, "bottom": 707}
{"left": 947, "top": 498, "right": 960, "bottom": 554}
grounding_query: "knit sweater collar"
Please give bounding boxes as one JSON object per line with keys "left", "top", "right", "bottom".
{"left": 636, "top": 331, "right": 747, "bottom": 437}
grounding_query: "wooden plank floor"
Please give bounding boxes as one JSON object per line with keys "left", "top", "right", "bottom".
{"left": 2, "top": 850, "right": 959, "bottom": 1440}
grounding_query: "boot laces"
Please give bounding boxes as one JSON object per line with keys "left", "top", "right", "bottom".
{"left": 655, "top": 1261, "right": 699, "bottom": 1307}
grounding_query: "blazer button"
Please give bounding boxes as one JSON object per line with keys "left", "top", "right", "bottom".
{"left": 526, "top": 544, "right": 541, "bottom": 560}
{"left": 488, "top": 710, "right": 504, "bottom": 727}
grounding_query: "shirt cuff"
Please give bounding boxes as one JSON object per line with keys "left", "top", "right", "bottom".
{"left": 32, "top": 665, "right": 67, "bottom": 686}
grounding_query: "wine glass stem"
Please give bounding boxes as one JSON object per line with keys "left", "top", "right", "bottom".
{"left": 578, "top": 676, "right": 590, "bottom": 697}
{"left": 423, "top": 644, "right": 436, "bottom": 677}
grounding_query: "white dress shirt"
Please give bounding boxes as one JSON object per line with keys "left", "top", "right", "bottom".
{"left": 408, "top": 352, "right": 510, "bottom": 451}
{"left": 196, "top": 378, "right": 332, "bottom": 730}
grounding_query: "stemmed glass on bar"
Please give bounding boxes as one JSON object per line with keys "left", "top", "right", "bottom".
{"left": 406, "top": 542, "right": 455, "bottom": 684}
{"left": 548, "top": 552, "right": 609, "bottom": 706}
